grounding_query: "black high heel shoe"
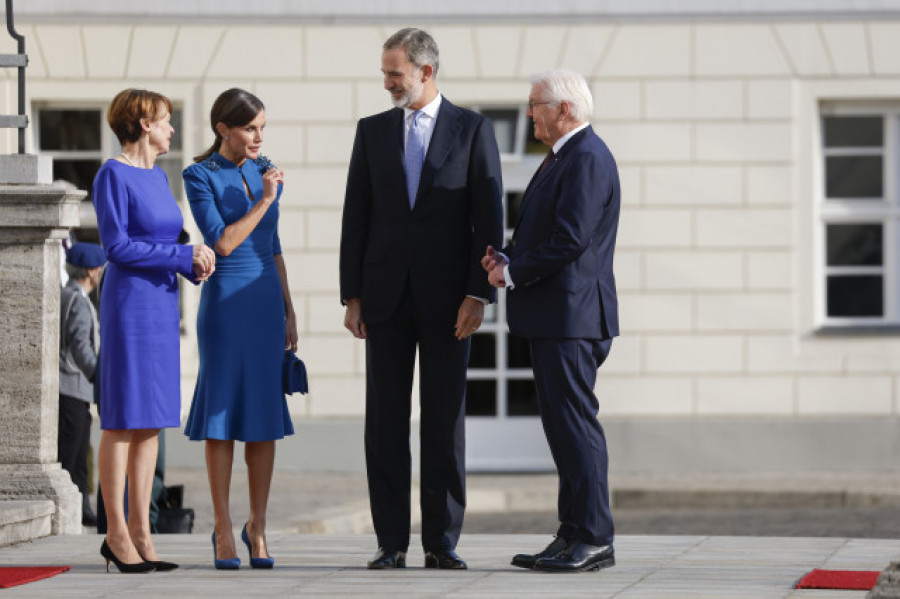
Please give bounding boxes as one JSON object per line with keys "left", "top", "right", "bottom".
{"left": 100, "top": 540, "right": 155, "bottom": 573}
{"left": 136, "top": 550, "right": 179, "bottom": 572}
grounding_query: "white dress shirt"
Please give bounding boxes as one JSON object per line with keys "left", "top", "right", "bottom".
{"left": 404, "top": 93, "right": 442, "bottom": 156}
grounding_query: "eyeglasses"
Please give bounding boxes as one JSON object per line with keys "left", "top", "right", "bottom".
{"left": 527, "top": 101, "right": 552, "bottom": 111}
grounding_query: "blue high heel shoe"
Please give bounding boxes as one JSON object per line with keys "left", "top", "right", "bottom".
{"left": 211, "top": 532, "right": 241, "bottom": 570}
{"left": 241, "top": 523, "right": 274, "bottom": 569}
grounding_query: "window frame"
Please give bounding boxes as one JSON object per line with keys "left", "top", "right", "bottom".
{"left": 464, "top": 103, "right": 548, "bottom": 420}
{"left": 819, "top": 102, "right": 900, "bottom": 329}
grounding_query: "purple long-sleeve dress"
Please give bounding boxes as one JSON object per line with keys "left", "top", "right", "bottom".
{"left": 92, "top": 159, "right": 194, "bottom": 429}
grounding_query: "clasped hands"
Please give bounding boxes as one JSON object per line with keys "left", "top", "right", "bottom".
{"left": 192, "top": 244, "right": 216, "bottom": 281}
{"left": 481, "top": 245, "right": 507, "bottom": 288}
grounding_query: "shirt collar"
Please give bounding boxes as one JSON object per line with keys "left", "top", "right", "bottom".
{"left": 552, "top": 122, "right": 590, "bottom": 155}
{"left": 403, "top": 93, "right": 442, "bottom": 121}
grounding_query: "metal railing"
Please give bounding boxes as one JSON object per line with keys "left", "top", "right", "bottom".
{"left": 1, "top": 0, "right": 26, "bottom": 154}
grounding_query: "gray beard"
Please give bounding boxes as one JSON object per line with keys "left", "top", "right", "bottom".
{"left": 391, "top": 81, "right": 424, "bottom": 109}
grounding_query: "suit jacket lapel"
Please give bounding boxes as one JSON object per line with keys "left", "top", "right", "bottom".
{"left": 384, "top": 108, "right": 409, "bottom": 211}
{"left": 512, "top": 126, "right": 592, "bottom": 237}
{"left": 414, "top": 100, "right": 460, "bottom": 209}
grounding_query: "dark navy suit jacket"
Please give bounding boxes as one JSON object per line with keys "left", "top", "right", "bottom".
{"left": 503, "top": 125, "right": 620, "bottom": 340}
{"left": 340, "top": 98, "right": 503, "bottom": 327}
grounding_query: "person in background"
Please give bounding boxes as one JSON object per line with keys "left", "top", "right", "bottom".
{"left": 93, "top": 88, "right": 215, "bottom": 574}
{"left": 59, "top": 241, "right": 105, "bottom": 528}
{"left": 184, "top": 88, "right": 296, "bottom": 570}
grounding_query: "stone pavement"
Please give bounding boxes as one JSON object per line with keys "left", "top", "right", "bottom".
{"left": 6, "top": 469, "right": 900, "bottom": 596}
{"left": 1, "top": 532, "right": 899, "bottom": 597}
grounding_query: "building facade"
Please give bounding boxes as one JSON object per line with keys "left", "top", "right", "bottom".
{"left": 6, "top": 0, "right": 900, "bottom": 473}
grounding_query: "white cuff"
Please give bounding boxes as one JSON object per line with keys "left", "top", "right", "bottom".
{"left": 503, "top": 264, "right": 515, "bottom": 290}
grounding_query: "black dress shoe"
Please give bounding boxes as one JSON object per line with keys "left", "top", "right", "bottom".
{"left": 511, "top": 535, "right": 569, "bottom": 569}
{"left": 533, "top": 541, "right": 614, "bottom": 572}
{"left": 424, "top": 549, "right": 467, "bottom": 570}
{"left": 367, "top": 548, "right": 406, "bottom": 570}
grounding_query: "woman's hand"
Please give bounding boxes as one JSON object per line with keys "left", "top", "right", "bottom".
{"left": 261, "top": 167, "right": 285, "bottom": 203}
{"left": 285, "top": 311, "right": 298, "bottom": 352}
{"left": 192, "top": 244, "right": 216, "bottom": 281}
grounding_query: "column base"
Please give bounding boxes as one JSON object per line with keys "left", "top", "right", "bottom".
{"left": 0, "top": 464, "right": 81, "bottom": 535}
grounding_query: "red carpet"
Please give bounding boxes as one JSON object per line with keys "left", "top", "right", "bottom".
{"left": 795, "top": 568, "right": 881, "bottom": 590}
{"left": 0, "top": 566, "right": 70, "bottom": 588}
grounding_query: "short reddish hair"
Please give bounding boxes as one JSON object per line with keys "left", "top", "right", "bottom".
{"left": 107, "top": 88, "right": 173, "bottom": 145}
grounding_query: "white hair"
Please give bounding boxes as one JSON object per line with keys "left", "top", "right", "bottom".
{"left": 530, "top": 69, "right": 593, "bottom": 123}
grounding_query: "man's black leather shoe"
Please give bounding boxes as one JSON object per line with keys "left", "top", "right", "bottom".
{"left": 367, "top": 548, "right": 406, "bottom": 569}
{"left": 533, "top": 541, "right": 614, "bottom": 572}
{"left": 511, "top": 536, "right": 569, "bottom": 569}
{"left": 424, "top": 549, "right": 467, "bottom": 570}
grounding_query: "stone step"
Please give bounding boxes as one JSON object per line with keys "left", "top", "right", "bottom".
{"left": 0, "top": 499, "right": 55, "bottom": 547}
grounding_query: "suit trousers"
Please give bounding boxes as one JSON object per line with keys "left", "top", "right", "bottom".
{"left": 364, "top": 284, "right": 469, "bottom": 552}
{"left": 58, "top": 394, "right": 92, "bottom": 515}
{"left": 530, "top": 337, "right": 614, "bottom": 547}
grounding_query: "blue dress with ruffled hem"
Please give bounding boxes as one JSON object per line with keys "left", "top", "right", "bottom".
{"left": 183, "top": 152, "right": 294, "bottom": 442}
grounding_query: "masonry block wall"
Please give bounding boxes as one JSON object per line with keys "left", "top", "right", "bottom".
{"left": 4, "top": 19, "right": 899, "bottom": 427}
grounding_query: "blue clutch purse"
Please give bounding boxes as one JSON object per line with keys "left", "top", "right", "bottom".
{"left": 282, "top": 350, "right": 308, "bottom": 395}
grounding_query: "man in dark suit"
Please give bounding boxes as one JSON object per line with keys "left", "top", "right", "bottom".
{"left": 340, "top": 27, "right": 503, "bottom": 571}
{"left": 483, "top": 69, "right": 620, "bottom": 573}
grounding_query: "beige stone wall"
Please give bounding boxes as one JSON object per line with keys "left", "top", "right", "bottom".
{"left": 5, "top": 20, "right": 900, "bottom": 421}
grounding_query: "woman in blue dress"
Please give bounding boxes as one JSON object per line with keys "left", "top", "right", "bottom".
{"left": 184, "top": 88, "right": 296, "bottom": 570}
{"left": 93, "top": 89, "right": 216, "bottom": 573}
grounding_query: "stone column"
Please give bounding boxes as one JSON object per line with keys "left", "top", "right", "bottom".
{"left": 869, "top": 562, "right": 900, "bottom": 598}
{"left": 0, "top": 154, "right": 85, "bottom": 536}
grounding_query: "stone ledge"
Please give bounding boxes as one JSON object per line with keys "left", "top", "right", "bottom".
{"left": 0, "top": 499, "right": 54, "bottom": 547}
{"left": 0, "top": 155, "right": 52, "bottom": 185}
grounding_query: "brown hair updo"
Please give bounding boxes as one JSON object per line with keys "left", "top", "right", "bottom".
{"left": 194, "top": 88, "right": 265, "bottom": 163}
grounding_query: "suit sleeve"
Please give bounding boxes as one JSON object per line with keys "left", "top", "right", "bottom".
{"left": 508, "top": 149, "right": 610, "bottom": 287}
{"left": 64, "top": 296, "right": 97, "bottom": 381}
{"left": 93, "top": 165, "right": 193, "bottom": 277}
{"left": 466, "top": 117, "right": 504, "bottom": 303}
{"left": 339, "top": 121, "right": 372, "bottom": 303}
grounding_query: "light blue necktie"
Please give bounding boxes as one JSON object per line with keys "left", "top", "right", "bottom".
{"left": 404, "top": 110, "right": 425, "bottom": 209}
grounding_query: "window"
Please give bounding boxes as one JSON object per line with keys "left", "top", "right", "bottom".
{"left": 472, "top": 105, "right": 545, "bottom": 157}
{"left": 34, "top": 104, "right": 185, "bottom": 243}
{"left": 465, "top": 105, "right": 546, "bottom": 418}
{"left": 820, "top": 106, "right": 900, "bottom": 327}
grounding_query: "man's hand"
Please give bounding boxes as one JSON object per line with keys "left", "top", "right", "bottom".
{"left": 454, "top": 296, "right": 484, "bottom": 341}
{"left": 343, "top": 298, "right": 367, "bottom": 339}
{"left": 488, "top": 265, "right": 507, "bottom": 288}
{"left": 480, "top": 245, "right": 508, "bottom": 273}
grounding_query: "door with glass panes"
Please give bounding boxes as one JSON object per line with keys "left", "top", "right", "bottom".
{"left": 465, "top": 107, "right": 555, "bottom": 471}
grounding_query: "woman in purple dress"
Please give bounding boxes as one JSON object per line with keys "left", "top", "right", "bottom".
{"left": 92, "top": 89, "right": 215, "bottom": 573}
